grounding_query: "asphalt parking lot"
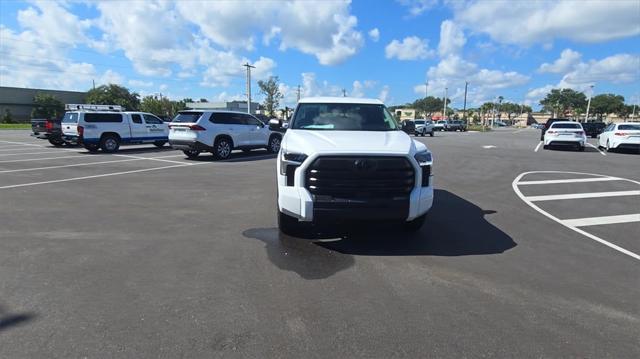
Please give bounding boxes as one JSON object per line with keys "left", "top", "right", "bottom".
{"left": 1, "top": 128, "right": 638, "bottom": 358}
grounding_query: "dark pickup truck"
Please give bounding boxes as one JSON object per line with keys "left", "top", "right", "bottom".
{"left": 445, "top": 120, "right": 467, "bottom": 132}
{"left": 31, "top": 118, "right": 65, "bottom": 146}
{"left": 581, "top": 122, "right": 606, "bottom": 138}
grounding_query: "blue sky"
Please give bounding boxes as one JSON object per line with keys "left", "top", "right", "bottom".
{"left": 1, "top": 0, "right": 638, "bottom": 110}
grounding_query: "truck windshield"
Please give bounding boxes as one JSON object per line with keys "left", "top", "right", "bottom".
{"left": 61, "top": 112, "right": 78, "bottom": 123}
{"left": 172, "top": 112, "right": 203, "bottom": 123}
{"left": 291, "top": 103, "right": 399, "bottom": 131}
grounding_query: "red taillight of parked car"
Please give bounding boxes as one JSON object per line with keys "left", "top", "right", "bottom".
{"left": 614, "top": 132, "right": 628, "bottom": 136}
{"left": 189, "top": 125, "right": 206, "bottom": 131}
{"left": 45, "top": 119, "right": 53, "bottom": 131}
{"left": 77, "top": 126, "right": 84, "bottom": 137}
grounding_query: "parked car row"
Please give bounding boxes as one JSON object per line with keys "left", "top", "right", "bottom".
{"left": 31, "top": 104, "right": 283, "bottom": 158}
{"left": 540, "top": 119, "right": 639, "bottom": 153}
{"left": 400, "top": 119, "right": 467, "bottom": 136}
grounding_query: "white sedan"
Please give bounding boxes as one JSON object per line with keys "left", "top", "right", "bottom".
{"left": 543, "top": 121, "right": 586, "bottom": 151}
{"left": 597, "top": 122, "right": 640, "bottom": 152}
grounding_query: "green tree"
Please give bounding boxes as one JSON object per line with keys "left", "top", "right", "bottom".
{"left": 589, "top": 94, "right": 625, "bottom": 120}
{"left": 182, "top": 98, "right": 194, "bottom": 104}
{"left": 199, "top": 98, "right": 208, "bottom": 103}
{"left": 2, "top": 108, "right": 14, "bottom": 123}
{"left": 411, "top": 96, "right": 449, "bottom": 117}
{"left": 140, "top": 95, "right": 186, "bottom": 119}
{"left": 539, "top": 88, "right": 587, "bottom": 117}
{"left": 86, "top": 84, "right": 140, "bottom": 111}
{"left": 31, "top": 93, "right": 65, "bottom": 119}
{"left": 258, "top": 76, "right": 284, "bottom": 117}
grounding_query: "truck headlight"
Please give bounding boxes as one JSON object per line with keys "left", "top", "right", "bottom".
{"left": 414, "top": 151, "right": 433, "bottom": 187}
{"left": 279, "top": 151, "right": 307, "bottom": 176}
{"left": 414, "top": 150, "right": 433, "bottom": 165}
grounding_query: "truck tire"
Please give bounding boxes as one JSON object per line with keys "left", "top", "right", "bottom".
{"left": 84, "top": 143, "right": 99, "bottom": 153}
{"left": 48, "top": 137, "right": 65, "bottom": 147}
{"left": 404, "top": 214, "right": 426, "bottom": 232}
{"left": 183, "top": 150, "right": 200, "bottom": 158}
{"left": 429, "top": 131, "right": 434, "bottom": 137}
{"left": 153, "top": 140, "right": 167, "bottom": 147}
{"left": 213, "top": 137, "right": 232, "bottom": 160}
{"left": 100, "top": 135, "right": 120, "bottom": 153}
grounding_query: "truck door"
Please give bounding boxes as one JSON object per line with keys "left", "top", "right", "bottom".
{"left": 143, "top": 114, "right": 168, "bottom": 141}
{"left": 129, "top": 114, "right": 148, "bottom": 141}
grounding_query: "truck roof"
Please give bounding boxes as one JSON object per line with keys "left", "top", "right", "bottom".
{"left": 298, "top": 97, "right": 384, "bottom": 105}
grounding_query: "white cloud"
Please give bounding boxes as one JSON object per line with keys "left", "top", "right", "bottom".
{"left": 368, "top": 28, "right": 380, "bottom": 42}
{"left": 397, "top": 0, "right": 438, "bottom": 16}
{"left": 99, "top": 70, "right": 124, "bottom": 85}
{"left": 385, "top": 36, "right": 435, "bottom": 60}
{"left": 438, "top": 20, "right": 466, "bottom": 57}
{"left": 128, "top": 80, "right": 154, "bottom": 88}
{"left": 378, "top": 85, "right": 390, "bottom": 103}
{"left": 175, "top": 0, "right": 363, "bottom": 65}
{"left": 526, "top": 53, "right": 639, "bottom": 105}
{"left": 561, "top": 53, "right": 640, "bottom": 85}
{"left": 452, "top": 0, "right": 640, "bottom": 46}
{"left": 538, "top": 49, "right": 582, "bottom": 73}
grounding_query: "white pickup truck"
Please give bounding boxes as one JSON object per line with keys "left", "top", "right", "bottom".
{"left": 271, "top": 97, "right": 434, "bottom": 236}
{"left": 61, "top": 104, "right": 169, "bottom": 153}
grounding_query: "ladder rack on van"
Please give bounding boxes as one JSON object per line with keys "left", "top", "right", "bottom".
{"left": 65, "top": 104, "right": 124, "bottom": 112}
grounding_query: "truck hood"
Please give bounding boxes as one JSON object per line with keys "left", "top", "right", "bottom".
{"left": 282, "top": 129, "right": 426, "bottom": 155}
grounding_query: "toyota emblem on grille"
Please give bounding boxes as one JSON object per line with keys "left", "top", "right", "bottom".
{"left": 353, "top": 159, "right": 376, "bottom": 172}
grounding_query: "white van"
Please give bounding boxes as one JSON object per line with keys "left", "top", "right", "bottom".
{"left": 61, "top": 104, "right": 169, "bottom": 153}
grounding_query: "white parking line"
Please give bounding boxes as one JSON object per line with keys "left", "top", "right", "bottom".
{"left": 0, "top": 162, "right": 205, "bottom": 189}
{"left": 0, "top": 158, "right": 143, "bottom": 173}
{"left": 586, "top": 142, "right": 606, "bottom": 156}
{"left": 0, "top": 150, "right": 71, "bottom": 157}
{"left": 534, "top": 141, "right": 543, "bottom": 152}
{"left": 0, "top": 140, "right": 44, "bottom": 147}
{"left": 0, "top": 155, "right": 87, "bottom": 164}
{"left": 563, "top": 214, "right": 640, "bottom": 227}
{"left": 513, "top": 171, "right": 640, "bottom": 261}
{"left": 0, "top": 146, "right": 46, "bottom": 151}
{"left": 115, "top": 154, "right": 191, "bottom": 165}
{"left": 526, "top": 190, "right": 640, "bottom": 202}
{"left": 517, "top": 177, "right": 622, "bottom": 185}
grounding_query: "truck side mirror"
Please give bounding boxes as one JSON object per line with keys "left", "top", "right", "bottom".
{"left": 269, "top": 119, "right": 285, "bottom": 132}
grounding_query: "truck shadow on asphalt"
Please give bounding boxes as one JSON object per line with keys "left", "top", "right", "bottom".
{"left": 243, "top": 190, "right": 516, "bottom": 279}
{"left": 185, "top": 150, "right": 277, "bottom": 163}
{"left": 0, "top": 304, "right": 36, "bottom": 333}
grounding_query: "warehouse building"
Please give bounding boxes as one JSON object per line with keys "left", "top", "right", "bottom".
{"left": 0, "top": 86, "right": 87, "bottom": 122}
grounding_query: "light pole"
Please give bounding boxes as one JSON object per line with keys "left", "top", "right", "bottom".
{"left": 584, "top": 84, "right": 594, "bottom": 122}
{"left": 462, "top": 81, "right": 468, "bottom": 122}
{"left": 243, "top": 62, "right": 255, "bottom": 114}
{"left": 442, "top": 87, "right": 448, "bottom": 120}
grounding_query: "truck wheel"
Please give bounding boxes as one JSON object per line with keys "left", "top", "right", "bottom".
{"left": 267, "top": 135, "right": 281, "bottom": 153}
{"left": 84, "top": 143, "right": 100, "bottom": 153}
{"left": 183, "top": 150, "right": 200, "bottom": 158}
{"left": 278, "top": 210, "right": 304, "bottom": 237}
{"left": 100, "top": 135, "right": 120, "bottom": 153}
{"left": 48, "top": 138, "right": 65, "bottom": 147}
{"left": 404, "top": 214, "right": 426, "bottom": 232}
{"left": 213, "top": 137, "right": 232, "bottom": 160}
{"left": 153, "top": 141, "right": 166, "bottom": 147}
{"left": 429, "top": 131, "right": 434, "bottom": 137}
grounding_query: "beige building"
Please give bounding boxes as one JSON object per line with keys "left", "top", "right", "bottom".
{"left": 394, "top": 108, "right": 417, "bottom": 120}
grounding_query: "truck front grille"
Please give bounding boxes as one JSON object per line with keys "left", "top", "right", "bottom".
{"left": 305, "top": 156, "right": 415, "bottom": 198}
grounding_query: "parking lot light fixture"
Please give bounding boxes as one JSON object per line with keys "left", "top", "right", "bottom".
{"left": 585, "top": 84, "right": 595, "bottom": 122}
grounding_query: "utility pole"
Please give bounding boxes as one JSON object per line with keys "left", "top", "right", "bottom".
{"left": 92, "top": 79, "right": 96, "bottom": 90}
{"left": 342, "top": 88, "right": 347, "bottom": 97}
{"left": 442, "top": 87, "right": 448, "bottom": 120}
{"left": 584, "top": 84, "right": 594, "bottom": 122}
{"left": 243, "top": 62, "right": 255, "bottom": 114}
{"left": 296, "top": 85, "right": 301, "bottom": 103}
{"left": 462, "top": 81, "right": 468, "bottom": 122}
{"left": 632, "top": 103, "right": 637, "bottom": 120}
